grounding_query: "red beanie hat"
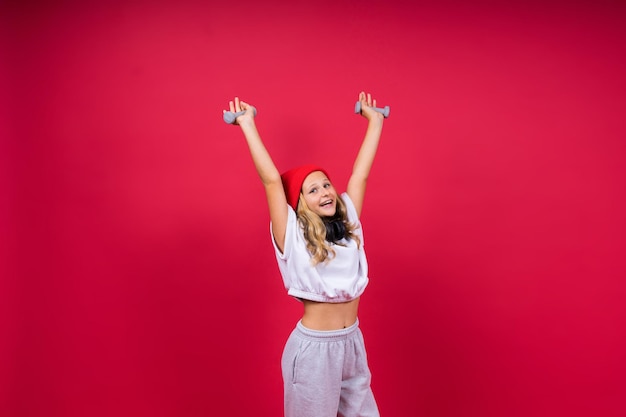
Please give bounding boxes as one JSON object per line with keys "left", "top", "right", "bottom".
{"left": 281, "top": 164, "right": 330, "bottom": 210}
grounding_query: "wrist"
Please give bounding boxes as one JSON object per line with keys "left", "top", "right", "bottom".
{"left": 367, "top": 116, "right": 384, "bottom": 127}
{"left": 238, "top": 118, "right": 256, "bottom": 129}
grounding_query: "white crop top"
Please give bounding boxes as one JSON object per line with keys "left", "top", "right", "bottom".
{"left": 270, "top": 193, "right": 369, "bottom": 303}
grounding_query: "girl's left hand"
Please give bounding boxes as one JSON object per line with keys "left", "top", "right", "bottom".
{"left": 357, "top": 91, "right": 384, "bottom": 122}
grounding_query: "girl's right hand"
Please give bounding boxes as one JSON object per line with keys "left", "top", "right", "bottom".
{"left": 224, "top": 96, "right": 256, "bottom": 125}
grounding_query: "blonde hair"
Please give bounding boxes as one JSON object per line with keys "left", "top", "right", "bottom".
{"left": 296, "top": 194, "right": 361, "bottom": 265}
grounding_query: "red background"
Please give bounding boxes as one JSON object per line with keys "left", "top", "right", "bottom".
{"left": 2, "top": 1, "right": 626, "bottom": 416}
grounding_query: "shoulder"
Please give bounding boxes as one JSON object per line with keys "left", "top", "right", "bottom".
{"left": 340, "top": 192, "right": 359, "bottom": 221}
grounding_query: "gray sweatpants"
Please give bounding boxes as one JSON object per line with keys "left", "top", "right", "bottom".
{"left": 281, "top": 319, "right": 380, "bottom": 417}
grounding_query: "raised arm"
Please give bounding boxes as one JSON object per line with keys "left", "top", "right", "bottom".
{"left": 224, "top": 97, "right": 289, "bottom": 252}
{"left": 346, "top": 91, "right": 385, "bottom": 217}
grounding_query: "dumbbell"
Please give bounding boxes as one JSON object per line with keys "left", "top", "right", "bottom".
{"left": 354, "top": 101, "right": 390, "bottom": 118}
{"left": 223, "top": 108, "right": 257, "bottom": 124}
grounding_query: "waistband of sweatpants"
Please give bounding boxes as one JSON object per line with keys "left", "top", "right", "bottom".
{"left": 295, "top": 318, "right": 360, "bottom": 342}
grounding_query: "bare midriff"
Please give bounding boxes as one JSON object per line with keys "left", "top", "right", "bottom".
{"left": 301, "top": 297, "right": 360, "bottom": 330}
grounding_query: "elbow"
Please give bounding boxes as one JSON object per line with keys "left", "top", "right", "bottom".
{"left": 261, "top": 171, "right": 283, "bottom": 187}
{"left": 350, "top": 170, "right": 370, "bottom": 184}
{"left": 347, "top": 175, "right": 368, "bottom": 192}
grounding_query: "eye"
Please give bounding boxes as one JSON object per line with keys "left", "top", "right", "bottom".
{"left": 323, "top": 183, "right": 331, "bottom": 188}
{"left": 308, "top": 187, "right": 317, "bottom": 194}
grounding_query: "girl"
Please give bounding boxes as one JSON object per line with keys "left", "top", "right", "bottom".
{"left": 224, "top": 92, "right": 385, "bottom": 417}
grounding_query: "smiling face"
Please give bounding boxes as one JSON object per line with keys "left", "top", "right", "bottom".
{"left": 301, "top": 170, "right": 338, "bottom": 217}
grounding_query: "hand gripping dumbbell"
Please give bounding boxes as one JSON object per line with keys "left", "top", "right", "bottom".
{"left": 354, "top": 101, "right": 390, "bottom": 118}
{"left": 223, "top": 108, "right": 257, "bottom": 124}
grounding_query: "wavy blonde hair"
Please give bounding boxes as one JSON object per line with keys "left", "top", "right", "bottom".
{"left": 296, "top": 193, "right": 361, "bottom": 265}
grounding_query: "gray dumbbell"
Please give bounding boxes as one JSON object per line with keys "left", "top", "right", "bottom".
{"left": 354, "top": 101, "right": 390, "bottom": 118}
{"left": 223, "top": 108, "right": 257, "bottom": 124}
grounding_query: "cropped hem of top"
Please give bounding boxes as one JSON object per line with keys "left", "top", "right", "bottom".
{"left": 270, "top": 192, "right": 369, "bottom": 303}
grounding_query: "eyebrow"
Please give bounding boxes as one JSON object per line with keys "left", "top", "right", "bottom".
{"left": 304, "top": 178, "right": 329, "bottom": 191}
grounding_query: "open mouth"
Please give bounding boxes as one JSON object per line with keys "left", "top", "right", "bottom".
{"left": 320, "top": 200, "right": 333, "bottom": 208}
